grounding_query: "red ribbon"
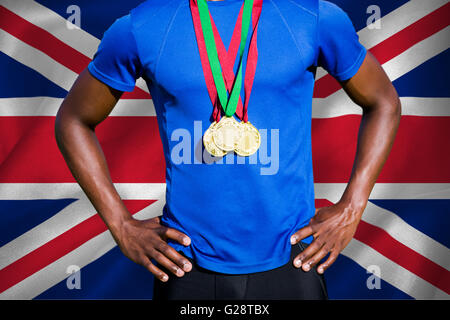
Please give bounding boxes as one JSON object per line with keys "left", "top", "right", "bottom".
{"left": 190, "top": 0, "right": 263, "bottom": 123}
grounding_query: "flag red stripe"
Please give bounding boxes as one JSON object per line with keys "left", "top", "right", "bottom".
{"left": 312, "top": 115, "right": 450, "bottom": 183}
{"left": 0, "top": 200, "right": 156, "bottom": 294}
{"left": 0, "top": 116, "right": 449, "bottom": 183}
{"left": 0, "top": 6, "right": 150, "bottom": 99}
{"left": 0, "top": 6, "right": 90, "bottom": 74}
{"left": 311, "top": 115, "right": 450, "bottom": 183}
{"left": 313, "top": 2, "right": 450, "bottom": 98}
{"left": 355, "top": 220, "right": 450, "bottom": 294}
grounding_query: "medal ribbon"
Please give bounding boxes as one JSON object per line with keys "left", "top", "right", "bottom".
{"left": 190, "top": 0, "right": 263, "bottom": 122}
{"left": 197, "top": 0, "right": 252, "bottom": 118}
{"left": 190, "top": 0, "right": 244, "bottom": 122}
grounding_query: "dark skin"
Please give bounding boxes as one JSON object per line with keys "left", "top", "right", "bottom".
{"left": 291, "top": 51, "right": 401, "bottom": 274}
{"left": 55, "top": 50, "right": 401, "bottom": 282}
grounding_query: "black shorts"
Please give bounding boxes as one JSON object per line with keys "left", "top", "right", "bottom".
{"left": 153, "top": 242, "right": 328, "bottom": 300}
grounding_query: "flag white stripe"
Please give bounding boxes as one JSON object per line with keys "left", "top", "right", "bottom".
{"left": 363, "top": 202, "right": 450, "bottom": 271}
{"left": 0, "top": 199, "right": 165, "bottom": 300}
{"left": 0, "top": 230, "right": 118, "bottom": 300}
{"left": 0, "top": 97, "right": 156, "bottom": 117}
{"left": 342, "top": 239, "right": 449, "bottom": 299}
{"left": 1, "top": 184, "right": 448, "bottom": 202}
{"left": 0, "top": 29, "right": 78, "bottom": 92}
{"left": 0, "top": 183, "right": 166, "bottom": 270}
{"left": 315, "top": 183, "right": 450, "bottom": 201}
{"left": 358, "top": 0, "right": 449, "bottom": 50}
{"left": 0, "top": 197, "right": 95, "bottom": 271}
{"left": 1, "top": 0, "right": 149, "bottom": 93}
{"left": 312, "top": 97, "right": 450, "bottom": 118}
{"left": 321, "top": 26, "right": 450, "bottom": 105}
{"left": 0, "top": 183, "right": 167, "bottom": 200}
{"left": 1, "top": 0, "right": 99, "bottom": 58}
{"left": 1, "top": 96, "right": 448, "bottom": 118}
{"left": 0, "top": 30, "right": 151, "bottom": 99}
{"left": 383, "top": 26, "right": 450, "bottom": 82}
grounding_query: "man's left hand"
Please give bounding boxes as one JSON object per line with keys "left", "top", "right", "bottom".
{"left": 290, "top": 201, "right": 365, "bottom": 274}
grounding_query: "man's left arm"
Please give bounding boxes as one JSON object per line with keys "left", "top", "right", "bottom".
{"left": 290, "top": 51, "right": 401, "bottom": 274}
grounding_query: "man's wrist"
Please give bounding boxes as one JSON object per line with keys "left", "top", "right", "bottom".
{"left": 105, "top": 211, "right": 135, "bottom": 239}
{"left": 338, "top": 175, "right": 373, "bottom": 216}
{"left": 337, "top": 195, "right": 367, "bottom": 217}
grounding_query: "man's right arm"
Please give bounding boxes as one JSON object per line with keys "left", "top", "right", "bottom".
{"left": 54, "top": 69, "right": 192, "bottom": 282}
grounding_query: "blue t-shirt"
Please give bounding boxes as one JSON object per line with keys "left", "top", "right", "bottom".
{"left": 88, "top": 0, "right": 366, "bottom": 274}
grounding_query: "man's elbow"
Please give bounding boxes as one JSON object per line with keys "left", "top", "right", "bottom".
{"left": 385, "top": 90, "right": 401, "bottom": 121}
{"left": 365, "top": 85, "right": 402, "bottom": 121}
{"left": 54, "top": 100, "right": 85, "bottom": 148}
{"left": 55, "top": 98, "right": 72, "bottom": 133}
{"left": 54, "top": 101, "right": 71, "bottom": 149}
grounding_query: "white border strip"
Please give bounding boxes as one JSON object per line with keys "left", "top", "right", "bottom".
{"left": 342, "top": 239, "right": 449, "bottom": 299}
{"left": 363, "top": 201, "right": 450, "bottom": 270}
{"left": 382, "top": 26, "right": 450, "bottom": 82}
{"left": 315, "top": 183, "right": 450, "bottom": 201}
{"left": 0, "top": 97, "right": 156, "bottom": 117}
{"left": 0, "top": 29, "right": 77, "bottom": 92}
{"left": 1, "top": 97, "right": 447, "bottom": 118}
{"left": 312, "top": 97, "right": 450, "bottom": 118}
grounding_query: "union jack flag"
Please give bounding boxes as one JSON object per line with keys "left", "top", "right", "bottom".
{"left": 0, "top": 0, "right": 449, "bottom": 299}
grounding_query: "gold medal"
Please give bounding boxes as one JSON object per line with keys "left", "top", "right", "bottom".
{"left": 234, "top": 121, "right": 261, "bottom": 156}
{"left": 212, "top": 116, "right": 242, "bottom": 152}
{"left": 203, "top": 121, "right": 227, "bottom": 157}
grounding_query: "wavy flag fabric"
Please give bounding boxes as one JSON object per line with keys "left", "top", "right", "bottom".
{"left": 0, "top": 0, "right": 449, "bottom": 299}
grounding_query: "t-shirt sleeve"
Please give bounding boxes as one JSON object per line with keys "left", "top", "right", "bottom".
{"left": 87, "top": 15, "right": 142, "bottom": 92}
{"left": 317, "top": 1, "right": 367, "bottom": 81}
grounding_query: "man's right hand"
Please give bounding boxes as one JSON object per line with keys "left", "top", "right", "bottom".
{"left": 114, "top": 216, "right": 192, "bottom": 282}
{"left": 55, "top": 69, "right": 193, "bottom": 283}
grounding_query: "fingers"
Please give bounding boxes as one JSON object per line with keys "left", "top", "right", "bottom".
{"left": 155, "top": 241, "right": 192, "bottom": 272}
{"left": 119, "top": 220, "right": 193, "bottom": 282}
{"left": 148, "top": 226, "right": 192, "bottom": 281}
{"left": 317, "top": 250, "right": 339, "bottom": 274}
{"left": 140, "top": 256, "right": 169, "bottom": 282}
{"left": 163, "top": 227, "right": 191, "bottom": 246}
{"left": 293, "top": 238, "right": 339, "bottom": 274}
{"left": 302, "top": 245, "right": 331, "bottom": 273}
{"left": 150, "top": 248, "right": 186, "bottom": 278}
{"left": 293, "top": 238, "right": 322, "bottom": 269}
{"left": 290, "top": 225, "right": 313, "bottom": 245}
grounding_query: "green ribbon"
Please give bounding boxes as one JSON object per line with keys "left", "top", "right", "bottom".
{"left": 197, "top": 0, "right": 254, "bottom": 117}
